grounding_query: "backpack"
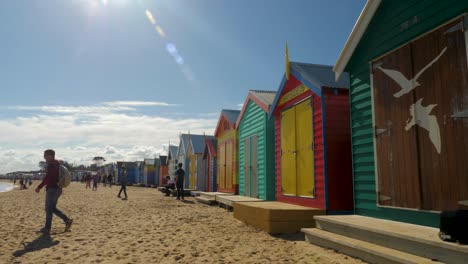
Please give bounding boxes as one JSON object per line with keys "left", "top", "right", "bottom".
{"left": 439, "top": 210, "right": 468, "bottom": 244}
{"left": 58, "top": 165, "right": 72, "bottom": 188}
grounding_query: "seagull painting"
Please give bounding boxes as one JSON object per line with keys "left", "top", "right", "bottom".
{"left": 405, "top": 98, "right": 441, "bottom": 154}
{"left": 378, "top": 47, "right": 447, "bottom": 98}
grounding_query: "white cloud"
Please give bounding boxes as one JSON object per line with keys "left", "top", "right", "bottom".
{"left": 104, "top": 101, "right": 176, "bottom": 107}
{"left": 237, "top": 103, "right": 243, "bottom": 110}
{"left": 0, "top": 102, "right": 217, "bottom": 173}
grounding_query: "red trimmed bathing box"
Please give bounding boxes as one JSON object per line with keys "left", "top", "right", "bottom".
{"left": 268, "top": 62, "right": 353, "bottom": 213}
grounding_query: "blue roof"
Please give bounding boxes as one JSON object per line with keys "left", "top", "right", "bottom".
{"left": 178, "top": 134, "right": 190, "bottom": 157}
{"left": 168, "top": 145, "right": 178, "bottom": 159}
{"left": 190, "top": 134, "right": 207, "bottom": 154}
{"left": 290, "top": 62, "right": 349, "bottom": 89}
{"left": 222, "top": 109, "right": 240, "bottom": 124}
{"left": 268, "top": 62, "right": 350, "bottom": 119}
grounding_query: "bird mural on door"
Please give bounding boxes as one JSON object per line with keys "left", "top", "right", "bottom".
{"left": 378, "top": 47, "right": 447, "bottom": 98}
{"left": 405, "top": 98, "right": 441, "bottom": 154}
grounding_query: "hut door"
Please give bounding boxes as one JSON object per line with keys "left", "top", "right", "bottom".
{"left": 373, "top": 17, "right": 468, "bottom": 210}
{"left": 190, "top": 155, "right": 196, "bottom": 189}
{"left": 372, "top": 44, "right": 421, "bottom": 208}
{"left": 226, "top": 141, "right": 233, "bottom": 191}
{"left": 218, "top": 143, "right": 226, "bottom": 189}
{"left": 251, "top": 134, "right": 258, "bottom": 198}
{"left": 281, "top": 106, "right": 297, "bottom": 195}
{"left": 281, "top": 98, "right": 314, "bottom": 197}
{"left": 244, "top": 137, "right": 250, "bottom": 196}
{"left": 410, "top": 18, "right": 468, "bottom": 211}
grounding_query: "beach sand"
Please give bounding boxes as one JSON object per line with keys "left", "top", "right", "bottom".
{"left": 0, "top": 182, "right": 365, "bottom": 264}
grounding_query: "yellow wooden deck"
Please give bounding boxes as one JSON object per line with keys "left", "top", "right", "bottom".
{"left": 233, "top": 201, "right": 325, "bottom": 233}
{"left": 216, "top": 195, "right": 263, "bottom": 207}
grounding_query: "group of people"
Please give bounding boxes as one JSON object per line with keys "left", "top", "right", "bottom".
{"left": 32, "top": 149, "right": 186, "bottom": 235}
{"left": 82, "top": 173, "right": 114, "bottom": 191}
{"left": 161, "top": 163, "right": 185, "bottom": 200}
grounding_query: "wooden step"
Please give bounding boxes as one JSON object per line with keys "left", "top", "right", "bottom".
{"left": 195, "top": 196, "right": 216, "bottom": 205}
{"left": 313, "top": 215, "right": 468, "bottom": 263}
{"left": 302, "top": 228, "right": 439, "bottom": 264}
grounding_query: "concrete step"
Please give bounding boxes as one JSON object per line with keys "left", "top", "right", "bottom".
{"left": 302, "top": 228, "right": 439, "bottom": 264}
{"left": 195, "top": 196, "right": 216, "bottom": 205}
{"left": 313, "top": 215, "right": 468, "bottom": 264}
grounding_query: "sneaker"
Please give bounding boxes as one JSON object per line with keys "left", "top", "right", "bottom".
{"left": 122, "top": 197, "right": 128, "bottom": 200}
{"left": 117, "top": 195, "right": 121, "bottom": 198}
{"left": 65, "top": 219, "right": 73, "bottom": 232}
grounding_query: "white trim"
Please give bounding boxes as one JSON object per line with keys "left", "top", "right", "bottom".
{"left": 333, "top": 0, "right": 382, "bottom": 81}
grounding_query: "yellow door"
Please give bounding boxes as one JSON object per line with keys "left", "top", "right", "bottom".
{"left": 226, "top": 141, "right": 233, "bottom": 190}
{"left": 190, "top": 155, "right": 196, "bottom": 189}
{"left": 296, "top": 99, "right": 314, "bottom": 197}
{"left": 218, "top": 143, "right": 225, "bottom": 189}
{"left": 281, "top": 106, "right": 297, "bottom": 195}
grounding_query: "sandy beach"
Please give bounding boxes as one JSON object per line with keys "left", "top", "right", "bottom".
{"left": 0, "top": 181, "right": 365, "bottom": 264}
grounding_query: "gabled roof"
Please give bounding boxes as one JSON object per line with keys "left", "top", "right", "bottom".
{"left": 268, "top": 62, "right": 350, "bottom": 119}
{"left": 236, "top": 90, "right": 276, "bottom": 127}
{"left": 176, "top": 134, "right": 189, "bottom": 157}
{"left": 189, "top": 134, "right": 207, "bottom": 154}
{"left": 203, "top": 135, "right": 217, "bottom": 159}
{"left": 214, "top": 109, "right": 240, "bottom": 137}
{"left": 333, "top": 0, "right": 382, "bottom": 81}
{"left": 168, "top": 145, "right": 179, "bottom": 160}
{"left": 223, "top": 109, "right": 241, "bottom": 124}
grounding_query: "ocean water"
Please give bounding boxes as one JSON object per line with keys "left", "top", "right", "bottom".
{"left": 0, "top": 182, "right": 14, "bottom": 193}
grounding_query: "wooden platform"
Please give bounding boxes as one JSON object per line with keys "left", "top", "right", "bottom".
{"left": 302, "top": 215, "right": 468, "bottom": 264}
{"left": 234, "top": 201, "right": 325, "bottom": 234}
{"left": 190, "top": 191, "right": 202, "bottom": 197}
{"left": 216, "top": 195, "right": 263, "bottom": 210}
{"left": 195, "top": 191, "right": 233, "bottom": 204}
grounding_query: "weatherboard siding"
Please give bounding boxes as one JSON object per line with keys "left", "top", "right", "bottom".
{"left": 346, "top": 0, "right": 468, "bottom": 227}
{"left": 238, "top": 100, "right": 275, "bottom": 200}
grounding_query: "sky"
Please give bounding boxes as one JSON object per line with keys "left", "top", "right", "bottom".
{"left": 0, "top": 0, "right": 366, "bottom": 173}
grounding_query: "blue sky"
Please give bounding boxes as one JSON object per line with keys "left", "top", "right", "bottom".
{"left": 0, "top": 0, "right": 366, "bottom": 173}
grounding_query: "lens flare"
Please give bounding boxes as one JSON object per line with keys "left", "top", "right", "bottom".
{"left": 155, "top": 26, "right": 165, "bottom": 38}
{"left": 166, "top": 43, "right": 177, "bottom": 55}
{"left": 145, "top": 9, "right": 156, "bottom": 25}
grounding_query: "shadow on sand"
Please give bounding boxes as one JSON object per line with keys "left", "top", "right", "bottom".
{"left": 13, "top": 233, "right": 60, "bottom": 258}
{"left": 181, "top": 200, "right": 195, "bottom": 204}
{"left": 271, "top": 232, "right": 305, "bottom": 241}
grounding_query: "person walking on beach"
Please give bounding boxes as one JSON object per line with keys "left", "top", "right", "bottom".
{"left": 175, "top": 163, "right": 185, "bottom": 200}
{"left": 35, "top": 149, "right": 73, "bottom": 234}
{"left": 92, "top": 174, "right": 99, "bottom": 191}
{"left": 85, "top": 173, "right": 91, "bottom": 189}
{"left": 107, "top": 173, "right": 113, "bottom": 187}
{"left": 117, "top": 168, "right": 128, "bottom": 200}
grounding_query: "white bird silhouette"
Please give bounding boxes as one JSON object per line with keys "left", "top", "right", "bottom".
{"left": 378, "top": 47, "right": 447, "bottom": 98}
{"left": 405, "top": 98, "right": 441, "bottom": 153}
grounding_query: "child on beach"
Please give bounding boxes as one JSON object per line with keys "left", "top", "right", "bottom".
{"left": 175, "top": 163, "right": 185, "bottom": 200}
{"left": 107, "top": 174, "right": 113, "bottom": 187}
{"left": 163, "top": 176, "right": 175, "bottom": 196}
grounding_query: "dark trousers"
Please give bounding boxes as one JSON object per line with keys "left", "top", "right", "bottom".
{"left": 176, "top": 183, "right": 184, "bottom": 199}
{"left": 45, "top": 187, "right": 69, "bottom": 230}
{"left": 118, "top": 183, "right": 127, "bottom": 198}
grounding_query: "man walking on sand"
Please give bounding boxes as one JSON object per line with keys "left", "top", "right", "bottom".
{"left": 175, "top": 163, "right": 185, "bottom": 200}
{"left": 118, "top": 167, "right": 128, "bottom": 200}
{"left": 35, "top": 149, "right": 73, "bottom": 234}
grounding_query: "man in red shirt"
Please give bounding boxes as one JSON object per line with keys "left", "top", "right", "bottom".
{"left": 35, "top": 149, "right": 73, "bottom": 234}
